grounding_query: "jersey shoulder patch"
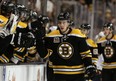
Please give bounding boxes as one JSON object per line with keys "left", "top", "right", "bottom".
{"left": 70, "top": 29, "right": 86, "bottom": 38}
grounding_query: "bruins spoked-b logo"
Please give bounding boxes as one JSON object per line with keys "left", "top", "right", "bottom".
{"left": 104, "top": 46, "right": 114, "bottom": 58}
{"left": 57, "top": 42, "right": 74, "bottom": 59}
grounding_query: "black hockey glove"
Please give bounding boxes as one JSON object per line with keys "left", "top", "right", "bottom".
{"left": 25, "top": 32, "right": 36, "bottom": 48}
{"left": 85, "top": 65, "right": 96, "bottom": 79}
{"left": 31, "top": 20, "right": 46, "bottom": 40}
{"left": 13, "top": 32, "right": 35, "bottom": 47}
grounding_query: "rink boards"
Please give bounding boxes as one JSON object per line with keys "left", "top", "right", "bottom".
{"left": 0, "top": 62, "right": 46, "bottom": 81}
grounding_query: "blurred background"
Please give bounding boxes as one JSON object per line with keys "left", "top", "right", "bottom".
{"left": 1, "top": 0, "right": 116, "bottom": 40}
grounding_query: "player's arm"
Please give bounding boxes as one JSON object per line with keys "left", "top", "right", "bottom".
{"left": 26, "top": 46, "right": 42, "bottom": 62}
{"left": 11, "top": 47, "right": 27, "bottom": 64}
{"left": 90, "top": 46, "right": 98, "bottom": 66}
{"left": 0, "top": 34, "right": 13, "bottom": 51}
{"left": 86, "top": 39, "right": 98, "bottom": 65}
{"left": 36, "top": 36, "right": 52, "bottom": 59}
{"left": 79, "top": 38, "right": 96, "bottom": 79}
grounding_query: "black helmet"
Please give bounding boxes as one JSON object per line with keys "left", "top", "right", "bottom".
{"left": 57, "top": 12, "right": 70, "bottom": 20}
{"left": 16, "top": 4, "right": 26, "bottom": 12}
{"left": 30, "top": 15, "right": 49, "bottom": 30}
{"left": 80, "top": 23, "right": 91, "bottom": 30}
{"left": 38, "top": 15, "right": 49, "bottom": 24}
{"left": 103, "top": 22, "right": 114, "bottom": 30}
{"left": 16, "top": 4, "right": 26, "bottom": 14}
{"left": 16, "top": 4, "right": 30, "bottom": 21}
{"left": 29, "top": 10, "right": 38, "bottom": 19}
{"left": 1, "top": 1, "right": 16, "bottom": 15}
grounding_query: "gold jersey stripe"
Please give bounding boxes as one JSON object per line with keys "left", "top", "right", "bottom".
{"left": 2, "top": 54, "right": 9, "bottom": 62}
{"left": 80, "top": 50, "right": 91, "bottom": 54}
{"left": 14, "top": 54, "right": 23, "bottom": 60}
{"left": 49, "top": 64, "right": 84, "bottom": 69}
{"left": 54, "top": 71, "right": 84, "bottom": 74}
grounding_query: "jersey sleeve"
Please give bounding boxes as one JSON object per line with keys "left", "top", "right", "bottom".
{"left": 79, "top": 38, "right": 93, "bottom": 67}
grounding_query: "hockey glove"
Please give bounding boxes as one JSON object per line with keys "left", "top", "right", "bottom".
{"left": 85, "top": 65, "right": 96, "bottom": 79}
{"left": 0, "top": 29, "right": 10, "bottom": 38}
{"left": 13, "top": 32, "right": 35, "bottom": 47}
{"left": 24, "top": 46, "right": 39, "bottom": 62}
{"left": 31, "top": 20, "right": 46, "bottom": 40}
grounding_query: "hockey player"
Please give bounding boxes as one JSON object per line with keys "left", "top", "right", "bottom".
{"left": 0, "top": 2, "right": 32, "bottom": 63}
{"left": 11, "top": 10, "right": 45, "bottom": 64}
{"left": 11, "top": 4, "right": 33, "bottom": 64}
{"left": 97, "top": 22, "right": 116, "bottom": 81}
{"left": 46, "top": 20, "right": 75, "bottom": 81}
{"left": 24, "top": 14, "right": 50, "bottom": 62}
{"left": 79, "top": 24, "right": 98, "bottom": 66}
{"left": 10, "top": 8, "right": 43, "bottom": 64}
{"left": 79, "top": 24, "right": 99, "bottom": 81}
{"left": 0, "top": 1, "right": 18, "bottom": 63}
{"left": 34, "top": 12, "right": 96, "bottom": 81}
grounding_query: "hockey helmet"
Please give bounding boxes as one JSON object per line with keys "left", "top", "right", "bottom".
{"left": 16, "top": 4, "right": 30, "bottom": 21}
{"left": 17, "top": 4, "right": 26, "bottom": 11}
{"left": 38, "top": 15, "right": 50, "bottom": 24}
{"left": 1, "top": 1, "right": 16, "bottom": 15}
{"left": 80, "top": 23, "right": 91, "bottom": 30}
{"left": 57, "top": 12, "right": 70, "bottom": 20}
{"left": 29, "top": 10, "right": 38, "bottom": 19}
{"left": 16, "top": 4, "right": 26, "bottom": 15}
{"left": 103, "top": 22, "right": 114, "bottom": 30}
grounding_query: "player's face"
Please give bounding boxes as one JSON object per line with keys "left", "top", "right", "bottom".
{"left": 103, "top": 27, "right": 113, "bottom": 35}
{"left": 81, "top": 29, "right": 89, "bottom": 35}
{"left": 58, "top": 20, "right": 69, "bottom": 33}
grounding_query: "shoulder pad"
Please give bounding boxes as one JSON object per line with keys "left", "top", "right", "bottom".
{"left": 46, "top": 30, "right": 62, "bottom": 37}
{"left": 0, "top": 15, "right": 8, "bottom": 27}
{"left": 17, "top": 21, "right": 27, "bottom": 28}
{"left": 69, "top": 29, "right": 86, "bottom": 38}
{"left": 86, "top": 38, "right": 97, "bottom": 47}
{"left": 97, "top": 36, "right": 106, "bottom": 43}
{"left": 112, "top": 35, "right": 116, "bottom": 40}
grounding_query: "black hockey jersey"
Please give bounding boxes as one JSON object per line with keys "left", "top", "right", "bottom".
{"left": 97, "top": 35, "right": 116, "bottom": 69}
{"left": 37, "top": 28, "right": 93, "bottom": 75}
{"left": 0, "top": 15, "right": 28, "bottom": 63}
{"left": 86, "top": 38, "right": 98, "bottom": 65}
